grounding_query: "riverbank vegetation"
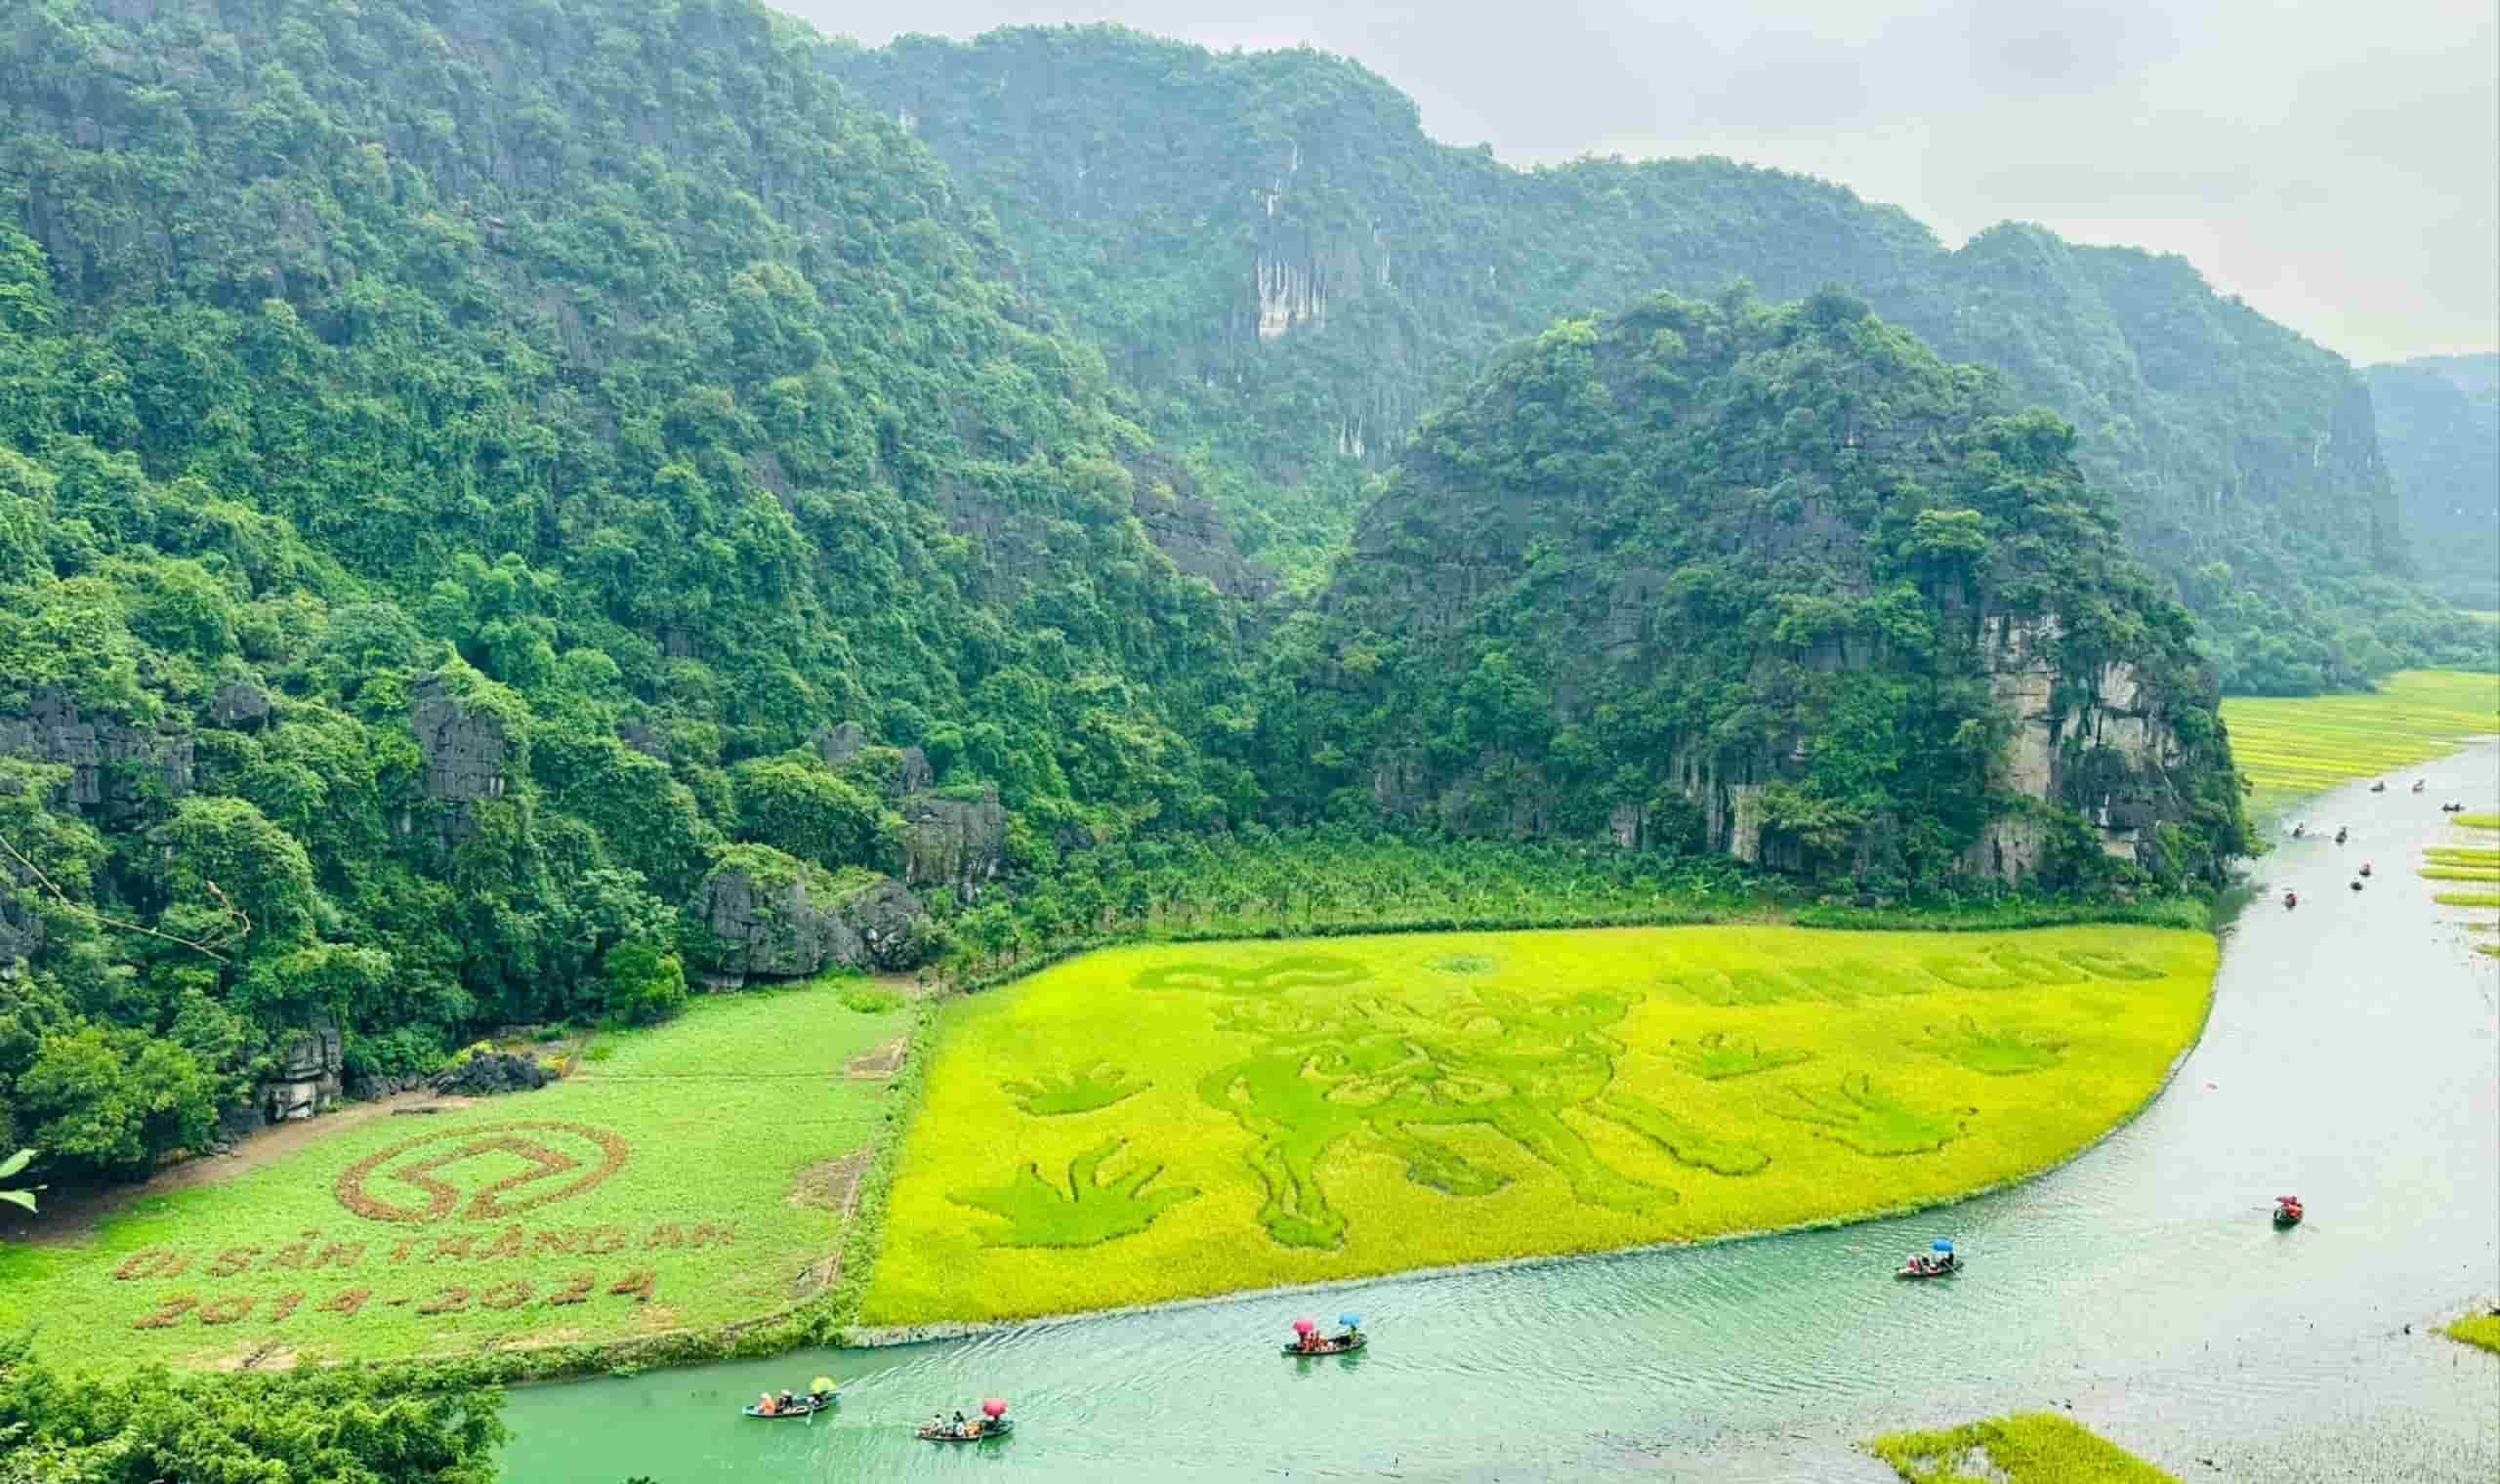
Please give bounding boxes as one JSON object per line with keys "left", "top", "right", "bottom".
{"left": 0, "top": 1338, "right": 506, "bottom": 1482}
{"left": 928, "top": 832, "right": 2213, "bottom": 989}
{"left": 1864, "top": 1412, "right": 2178, "bottom": 1482}
{"left": 2220, "top": 670, "right": 2500, "bottom": 813}
{"left": 0, "top": 977, "right": 905, "bottom": 1371}
{"left": 861, "top": 925, "right": 2214, "bottom": 1326}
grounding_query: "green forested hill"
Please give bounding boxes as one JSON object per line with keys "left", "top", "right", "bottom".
{"left": 1258, "top": 288, "right": 2248, "bottom": 890}
{"left": 832, "top": 24, "right": 2485, "bottom": 693}
{"left": 2365, "top": 353, "right": 2499, "bottom": 610}
{"left": 0, "top": 0, "right": 1260, "bottom": 1175}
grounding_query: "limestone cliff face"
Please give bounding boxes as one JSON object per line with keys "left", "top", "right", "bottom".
{"left": 0, "top": 687, "right": 194, "bottom": 823}
{"left": 900, "top": 787, "right": 1007, "bottom": 901}
{"left": 698, "top": 855, "right": 924, "bottom": 988}
{"left": 1289, "top": 290, "right": 2248, "bottom": 888}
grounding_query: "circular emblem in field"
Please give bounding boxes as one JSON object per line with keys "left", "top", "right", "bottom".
{"left": 334, "top": 1121, "right": 632, "bottom": 1225}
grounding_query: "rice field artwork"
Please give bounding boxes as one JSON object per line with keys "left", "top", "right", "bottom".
{"left": 864, "top": 925, "right": 2216, "bottom": 1325}
{"left": 0, "top": 979, "right": 908, "bottom": 1369}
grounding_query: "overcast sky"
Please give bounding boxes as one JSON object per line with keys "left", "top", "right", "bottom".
{"left": 775, "top": 0, "right": 2496, "bottom": 365}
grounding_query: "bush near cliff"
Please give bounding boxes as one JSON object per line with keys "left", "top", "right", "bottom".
{"left": 1257, "top": 289, "right": 2250, "bottom": 891}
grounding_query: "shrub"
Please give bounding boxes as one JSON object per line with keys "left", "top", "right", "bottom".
{"left": 599, "top": 940, "right": 688, "bottom": 1027}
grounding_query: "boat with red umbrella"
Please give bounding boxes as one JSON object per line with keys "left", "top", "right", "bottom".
{"left": 1283, "top": 1314, "right": 1366, "bottom": 1355}
{"left": 2273, "top": 1196, "right": 2304, "bottom": 1228}
{"left": 917, "top": 1399, "right": 1013, "bottom": 1441}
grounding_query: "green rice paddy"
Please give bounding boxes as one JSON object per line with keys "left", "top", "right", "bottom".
{"left": 1865, "top": 1413, "right": 2179, "bottom": 1482}
{"left": 2221, "top": 670, "right": 2500, "bottom": 813}
{"left": 0, "top": 978, "right": 908, "bottom": 1371}
{"left": 862, "top": 925, "right": 2214, "bottom": 1327}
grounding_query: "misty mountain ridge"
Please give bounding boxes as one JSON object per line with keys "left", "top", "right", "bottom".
{"left": 834, "top": 22, "right": 2490, "bottom": 693}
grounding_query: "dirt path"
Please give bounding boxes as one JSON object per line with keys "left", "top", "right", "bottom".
{"left": 2, "top": 1092, "right": 475, "bottom": 1248}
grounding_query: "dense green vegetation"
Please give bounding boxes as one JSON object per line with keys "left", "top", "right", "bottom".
{"left": 2365, "top": 354, "right": 2499, "bottom": 610}
{"left": 0, "top": 0, "right": 1258, "bottom": 1182}
{"left": 0, "top": 0, "right": 2269, "bottom": 1200}
{"left": 833, "top": 24, "right": 2490, "bottom": 695}
{"left": 0, "top": 1338, "right": 505, "bottom": 1483}
{"left": 1251, "top": 290, "right": 2249, "bottom": 889}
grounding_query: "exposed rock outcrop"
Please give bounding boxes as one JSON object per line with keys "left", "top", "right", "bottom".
{"left": 248, "top": 1012, "right": 344, "bottom": 1128}
{"left": 409, "top": 678, "right": 508, "bottom": 802}
{"left": 901, "top": 786, "right": 1006, "bottom": 899}
{"left": 208, "top": 682, "right": 271, "bottom": 729}
{"left": 0, "top": 686, "right": 194, "bottom": 822}
{"left": 1127, "top": 455, "right": 1275, "bottom": 599}
{"left": 699, "top": 853, "right": 925, "bottom": 988}
{"left": 430, "top": 1051, "right": 551, "bottom": 1096}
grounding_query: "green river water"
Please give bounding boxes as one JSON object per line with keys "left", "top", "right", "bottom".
{"left": 500, "top": 745, "right": 2500, "bottom": 1481}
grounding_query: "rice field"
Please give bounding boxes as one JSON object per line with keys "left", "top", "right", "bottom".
{"left": 1865, "top": 1413, "right": 2179, "bottom": 1482}
{"left": 0, "top": 978, "right": 908, "bottom": 1370}
{"left": 2221, "top": 670, "right": 2500, "bottom": 812}
{"left": 860, "top": 925, "right": 2215, "bottom": 1327}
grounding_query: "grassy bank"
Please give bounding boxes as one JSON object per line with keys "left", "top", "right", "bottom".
{"left": 1864, "top": 1413, "right": 2179, "bottom": 1482}
{"left": 0, "top": 977, "right": 910, "bottom": 1372}
{"left": 861, "top": 924, "right": 2214, "bottom": 1327}
{"left": 2222, "top": 669, "right": 2500, "bottom": 816}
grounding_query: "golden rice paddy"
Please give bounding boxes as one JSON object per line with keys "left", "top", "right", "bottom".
{"left": 861, "top": 925, "right": 2214, "bottom": 1326}
{"left": 2222, "top": 670, "right": 2499, "bottom": 813}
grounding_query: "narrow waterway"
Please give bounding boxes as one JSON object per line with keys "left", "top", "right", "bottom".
{"left": 500, "top": 745, "right": 2500, "bottom": 1482}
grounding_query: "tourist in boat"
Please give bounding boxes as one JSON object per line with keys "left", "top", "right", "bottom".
{"left": 928, "top": 1412, "right": 946, "bottom": 1434}
{"left": 2359, "top": 862, "right": 2372, "bottom": 877}
{"left": 2282, "top": 889, "right": 2297, "bottom": 908}
{"left": 2334, "top": 826, "right": 2348, "bottom": 844}
{"left": 2291, "top": 822, "right": 2306, "bottom": 838}
{"left": 756, "top": 1391, "right": 778, "bottom": 1417}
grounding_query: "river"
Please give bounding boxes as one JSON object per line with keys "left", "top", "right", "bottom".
{"left": 500, "top": 744, "right": 2500, "bottom": 1481}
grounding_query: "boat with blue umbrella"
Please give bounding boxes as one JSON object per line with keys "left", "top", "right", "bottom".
{"left": 1896, "top": 1239, "right": 1961, "bottom": 1279}
{"left": 1284, "top": 1312, "right": 1367, "bottom": 1355}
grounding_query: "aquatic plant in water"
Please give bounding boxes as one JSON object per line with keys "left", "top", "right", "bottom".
{"left": 1866, "top": 1412, "right": 2181, "bottom": 1482}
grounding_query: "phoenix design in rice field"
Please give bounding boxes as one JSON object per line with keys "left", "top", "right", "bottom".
{"left": 1141, "top": 957, "right": 1767, "bottom": 1250}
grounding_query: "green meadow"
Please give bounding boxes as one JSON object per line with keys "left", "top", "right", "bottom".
{"left": 1866, "top": 1413, "right": 2179, "bottom": 1482}
{"left": 0, "top": 980, "right": 907, "bottom": 1371}
{"left": 2221, "top": 670, "right": 2500, "bottom": 813}
{"left": 861, "top": 925, "right": 2215, "bottom": 1327}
